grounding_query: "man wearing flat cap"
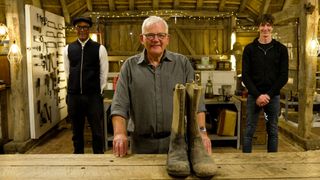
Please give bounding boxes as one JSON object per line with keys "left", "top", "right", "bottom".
{"left": 63, "top": 16, "right": 109, "bottom": 154}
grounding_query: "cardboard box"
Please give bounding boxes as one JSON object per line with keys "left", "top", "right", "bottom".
{"left": 217, "top": 109, "right": 237, "bottom": 136}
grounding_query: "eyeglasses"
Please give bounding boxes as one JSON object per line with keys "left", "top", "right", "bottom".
{"left": 76, "top": 26, "right": 90, "bottom": 31}
{"left": 143, "top": 33, "right": 168, "bottom": 40}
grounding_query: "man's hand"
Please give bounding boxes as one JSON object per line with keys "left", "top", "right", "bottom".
{"left": 256, "top": 94, "right": 270, "bottom": 107}
{"left": 113, "top": 133, "right": 128, "bottom": 157}
{"left": 200, "top": 132, "right": 212, "bottom": 154}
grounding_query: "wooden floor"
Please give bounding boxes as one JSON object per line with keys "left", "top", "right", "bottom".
{"left": 25, "top": 122, "right": 304, "bottom": 154}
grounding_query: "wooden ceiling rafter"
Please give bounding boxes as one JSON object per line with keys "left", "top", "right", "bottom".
{"left": 67, "top": 0, "right": 81, "bottom": 9}
{"left": 70, "top": 4, "right": 87, "bottom": 17}
{"left": 86, "top": 0, "right": 93, "bottom": 11}
{"left": 219, "top": 0, "right": 226, "bottom": 11}
{"left": 196, "top": 0, "right": 203, "bottom": 10}
{"left": 32, "top": 0, "right": 42, "bottom": 8}
{"left": 173, "top": 0, "right": 180, "bottom": 9}
{"left": 261, "top": 0, "right": 271, "bottom": 15}
{"left": 153, "top": 0, "right": 159, "bottom": 9}
{"left": 129, "top": 0, "right": 135, "bottom": 10}
{"left": 282, "top": 0, "right": 295, "bottom": 10}
{"left": 109, "top": 0, "right": 115, "bottom": 11}
{"left": 239, "top": 0, "right": 248, "bottom": 12}
{"left": 59, "top": 0, "right": 70, "bottom": 24}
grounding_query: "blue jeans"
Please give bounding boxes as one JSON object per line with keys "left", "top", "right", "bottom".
{"left": 242, "top": 95, "right": 280, "bottom": 153}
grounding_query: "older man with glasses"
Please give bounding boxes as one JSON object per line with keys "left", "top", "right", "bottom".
{"left": 63, "top": 17, "right": 109, "bottom": 154}
{"left": 111, "top": 16, "right": 211, "bottom": 157}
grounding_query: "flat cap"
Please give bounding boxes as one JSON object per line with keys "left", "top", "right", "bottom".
{"left": 72, "top": 17, "right": 93, "bottom": 27}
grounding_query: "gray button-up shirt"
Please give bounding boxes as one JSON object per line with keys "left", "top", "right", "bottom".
{"left": 111, "top": 49, "right": 206, "bottom": 135}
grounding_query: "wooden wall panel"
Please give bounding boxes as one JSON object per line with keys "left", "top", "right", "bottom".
{"left": 203, "top": 29, "right": 210, "bottom": 55}
{"left": 168, "top": 29, "right": 178, "bottom": 52}
{"left": 109, "top": 24, "right": 120, "bottom": 52}
{"left": 104, "top": 18, "right": 231, "bottom": 57}
{"left": 209, "top": 30, "right": 218, "bottom": 54}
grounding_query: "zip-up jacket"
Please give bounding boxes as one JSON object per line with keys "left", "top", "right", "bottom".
{"left": 242, "top": 38, "right": 288, "bottom": 98}
{"left": 67, "top": 39, "right": 101, "bottom": 94}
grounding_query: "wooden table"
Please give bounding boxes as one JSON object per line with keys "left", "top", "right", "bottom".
{"left": 1, "top": 151, "right": 320, "bottom": 179}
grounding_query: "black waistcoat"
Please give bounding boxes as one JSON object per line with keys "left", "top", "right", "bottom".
{"left": 67, "top": 39, "right": 101, "bottom": 94}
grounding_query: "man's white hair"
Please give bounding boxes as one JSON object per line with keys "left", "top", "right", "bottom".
{"left": 141, "top": 16, "right": 168, "bottom": 34}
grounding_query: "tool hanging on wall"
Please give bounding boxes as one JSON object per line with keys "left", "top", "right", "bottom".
{"left": 47, "top": 20, "right": 56, "bottom": 29}
{"left": 36, "top": 78, "right": 41, "bottom": 96}
{"left": 56, "top": 32, "right": 65, "bottom": 38}
{"left": 43, "top": 103, "right": 52, "bottom": 123}
{"left": 33, "top": 25, "right": 42, "bottom": 33}
{"left": 45, "top": 31, "right": 56, "bottom": 38}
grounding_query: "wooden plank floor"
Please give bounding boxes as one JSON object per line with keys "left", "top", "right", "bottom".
{"left": 1, "top": 151, "right": 320, "bottom": 179}
{"left": 25, "top": 122, "right": 304, "bottom": 154}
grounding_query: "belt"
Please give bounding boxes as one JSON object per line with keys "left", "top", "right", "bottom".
{"left": 138, "top": 132, "right": 171, "bottom": 139}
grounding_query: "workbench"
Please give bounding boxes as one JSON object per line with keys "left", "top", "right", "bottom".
{"left": 1, "top": 151, "right": 320, "bottom": 179}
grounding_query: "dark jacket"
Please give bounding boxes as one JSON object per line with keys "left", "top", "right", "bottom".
{"left": 67, "top": 39, "right": 101, "bottom": 94}
{"left": 242, "top": 38, "right": 288, "bottom": 98}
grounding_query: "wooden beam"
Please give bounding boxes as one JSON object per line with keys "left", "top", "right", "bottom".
{"left": 239, "top": 0, "right": 249, "bottom": 12}
{"left": 129, "top": 0, "right": 134, "bottom": 11}
{"left": 109, "top": 0, "right": 115, "bottom": 11}
{"left": 196, "top": 0, "right": 203, "bottom": 10}
{"left": 297, "top": 0, "right": 319, "bottom": 138}
{"left": 282, "top": 0, "right": 295, "bottom": 10}
{"left": 173, "top": 0, "right": 179, "bottom": 9}
{"left": 219, "top": 0, "right": 226, "bottom": 11}
{"left": 86, "top": 0, "right": 92, "bottom": 11}
{"left": 273, "top": 3, "right": 300, "bottom": 24}
{"left": 67, "top": 0, "right": 80, "bottom": 9}
{"left": 5, "top": 0, "right": 29, "bottom": 142}
{"left": 59, "top": 0, "right": 70, "bottom": 24}
{"left": 70, "top": 5, "right": 86, "bottom": 17}
{"left": 153, "top": 0, "right": 159, "bottom": 10}
{"left": 261, "top": 0, "right": 271, "bottom": 15}
{"left": 32, "top": 0, "right": 42, "bottom": 8}
{"left": 174, "top": 27, "right": 196, "bottom": 56}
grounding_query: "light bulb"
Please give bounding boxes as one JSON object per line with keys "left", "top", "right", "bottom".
{"left": 10, "top": 44, "right": 19, "bottom": 54}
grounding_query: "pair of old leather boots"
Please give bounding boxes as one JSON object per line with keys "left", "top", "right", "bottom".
{"left": 167, "top": 83, "right": 217, "bottom": 177}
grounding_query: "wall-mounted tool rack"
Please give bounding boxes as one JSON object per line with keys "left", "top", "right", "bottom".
{"left": 25, "top": 4, "right": 67, "bottom": 139}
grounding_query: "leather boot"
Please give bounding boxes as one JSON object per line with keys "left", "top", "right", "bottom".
{"left": 166, "top": 84, "right": 190, "bottom": 177}
{"left": 185, "top": 82, "right": 217, "bottom": 177}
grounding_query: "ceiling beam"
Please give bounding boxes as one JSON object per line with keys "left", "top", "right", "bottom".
{"left": 84, "top": 10, "right": 234, "bottom": 18}
{"left": 32, "top": 0, "right": 42, "bottom": 8}
{"left": 129, "top": 0, "right": 134, "bottom": 11}
{"left": 86, "top": 0, "right": 92, "bottom": 11}
{"left": 219, "top": 0, "right": 226, "bottom": 11}
{"left": 261, "top": 0, "right": 271, "bottom": 15}
{"left": 196, "top": 0, "right": 203, "bottom": 10}
{"left": 173, "top": 0, "right": 179, "bottom": 9}
{"left": 109, "top": 0, "right": 115, "bottom": 11}
{"left": 70, "top": 4, "right": 86, "bottom": 17}
{"left": 59, "top": 0, "right": 70, "bottom": 24}
{"left": 153, "top": 0, "right": 159, "bottom": 10}
{"left": 282, "top": 0, "right": 295, "bottom": 10}
{"left": 239, "top": 0, "right": 249, "bottom": 12}
{"left": 272, "top": 3, "right": 299, "bottom": 24}
{"left": 67, "top": 0, "right": 80, "bottom": 9}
